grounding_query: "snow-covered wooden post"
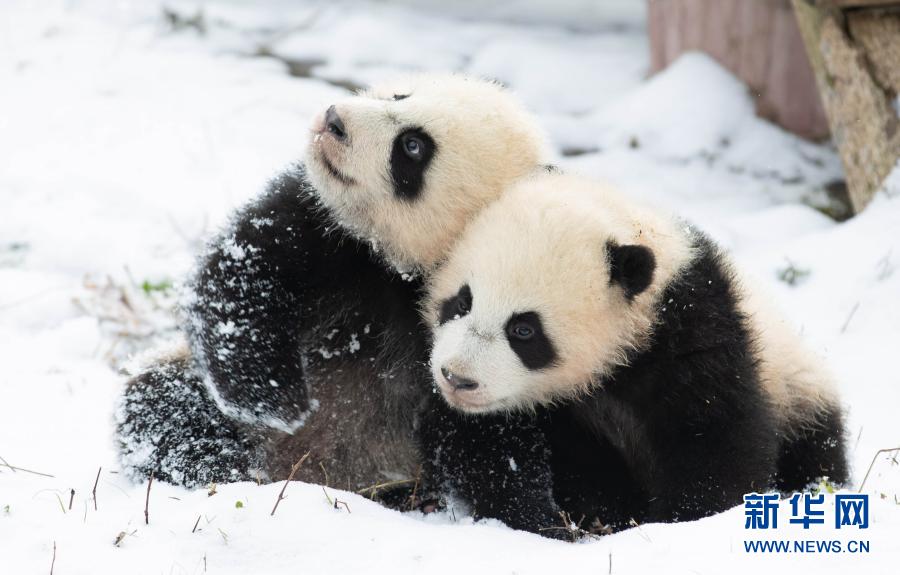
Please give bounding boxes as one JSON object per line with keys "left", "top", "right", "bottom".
{"left": 791, "top": 0, "right": 900, "bottom": 213}
{"left": 647, "top": 0, "right": 830, "bottom": 141}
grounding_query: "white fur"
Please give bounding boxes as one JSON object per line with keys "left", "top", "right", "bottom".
{"left": 304, "top": 73, "right": 550, "bottom": 270}
{"left": 426, "top": 172, "right": 693, "bottom": 412}
{"left": 736, "top": 275, "right": 842, "bottom": 436}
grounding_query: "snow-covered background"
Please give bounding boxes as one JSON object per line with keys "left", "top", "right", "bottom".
{"left": 1, "top": 0, "right": 898, "bottom": 573}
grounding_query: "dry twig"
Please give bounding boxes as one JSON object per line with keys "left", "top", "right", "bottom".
{"left": 144, "top": 472, "right": 154, "bottom": 525}
{"left": 270, "top": 452, "right": 310, "bottom": 516}
{"left": 858, "top": 446, "right": 900, "bottom": 493}
{"left": 92, "top": 467, "right": 102, "bottom": 511}
{"left": 0, "top": 455, "right": 55, "bottom": 478}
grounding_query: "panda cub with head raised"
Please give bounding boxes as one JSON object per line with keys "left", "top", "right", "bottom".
{"left": 118, "top": 74, "right": 550, "bottom": 491}
{"left": 422, "top": 171, "right": 848, "bottom": 537}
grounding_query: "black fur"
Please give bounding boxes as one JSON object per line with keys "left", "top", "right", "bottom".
{"left": 119, "top": 164, "right": 432, "bottom": 485}
{"left": 505, "top": 311, "right": 557, "bottom": 370}
{"left": 438, "top": 284, "right": 472, "bottom": 325}
{"left": 390, "top": 128, "right": 436, "bottom": 200}
{"left": 775, "top": 404, "right": 848, "bottom": 491}
{"left": 117, "top": 356, "right": 261, "bottom": 486}
{"left": 419, "top": 397, "right": 569, "bottom": 539}
{"left": 607, "top": 241, "right": 656, "bottom": 300}
{"left": 422, "top": 232, "right": 846, "bottom": 536}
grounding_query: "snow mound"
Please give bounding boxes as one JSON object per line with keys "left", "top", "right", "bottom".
{"left": 594, "top": 52, "right": 836, "bottom": 185}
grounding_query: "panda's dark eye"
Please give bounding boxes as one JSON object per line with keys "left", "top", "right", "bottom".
{"left": 392, "top": 94, "right": 409, "bottom": 101}
{"left": 438, "top": 284, "right": 472, "bottom": 325}
{"left": 504, "top": 311, "right": 557, "bottom": 370}
{"left": 403, "top": 135, "right": 423, "bottom": 160}
{"left": 508, "top": 322, "right": 535, "bottom": 341}
{"left": 391, "top": 127, "right": 436, "bottom": 200}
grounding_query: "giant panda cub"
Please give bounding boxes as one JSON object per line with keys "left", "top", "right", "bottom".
{"left": 117, "top": 74, "right": 550, "bottom": 491}
{"left": 422, "top": 171, "right": 848, "bottom": 537}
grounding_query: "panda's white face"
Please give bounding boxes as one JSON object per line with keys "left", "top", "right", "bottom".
{"left": 425, "top": 173, "right": 689, "bottom": 413}
{"left": 305, "top": 74, "right": 548, "bottom": 270}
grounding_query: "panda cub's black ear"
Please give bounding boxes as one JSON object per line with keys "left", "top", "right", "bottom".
{"left": 605, "top": 241, "right": 656, "bottom": 301}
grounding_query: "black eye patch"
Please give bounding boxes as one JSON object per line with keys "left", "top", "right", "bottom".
{"left": 505, "top": 311, "right": 557, "bottom": 370}
{"left": 392, "top": 94, "right": 409, "bottom": 101}
{"left": 438, "top": 284, "right": 472, "bottom": 325}
{"left": 390, "top": 127, "right": 436, "bottom": 201}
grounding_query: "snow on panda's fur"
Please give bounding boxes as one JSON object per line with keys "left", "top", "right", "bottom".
{"left": 116, "top": 74, "right": 549, "bottom": 490}
{"left": 421, "top": 171, "right": 848, "bottom": 536}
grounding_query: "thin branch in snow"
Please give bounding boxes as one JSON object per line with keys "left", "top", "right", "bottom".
{"left": 192, "top": 514, "right": 202, "bottom": 533}
{"left": 92, "top": 467, "right": 102, "bottom": 511}
{"left": 539, "top": 510, "right": 586, "bottom": 542}
{"left": 858, "top": 446, "right": 900, "bottom": 493}
{"left": 50, "top": 541, "right": 56, "bottom": 575}
{"left": 144, "top": 471, "right": 154, "bottom": 525}
{"left": 68, "top": 489, "right": 75, "bottom": 511}
{"left": 270, "top": 451, "right": 310, "bottom": 516}
{"left": 840, "top": 302, "right": 861, "bottom": 333}
{"left": 0, "top": 455, "right": 55, "bottom": 478}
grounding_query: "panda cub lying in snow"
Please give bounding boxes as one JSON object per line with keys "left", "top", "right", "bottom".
{"left": 421, "top": 171, "right": 848, "bottom": 537}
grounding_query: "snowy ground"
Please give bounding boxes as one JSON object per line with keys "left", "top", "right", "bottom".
{"left": 1, "top": 1, "right": 898, "bottom": 573}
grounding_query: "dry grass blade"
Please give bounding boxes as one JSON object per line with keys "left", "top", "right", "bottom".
{"left": 858, "top": 446, "right": 900, "bottom": 493}
{"left": 355, "top": 478, "right": 416, "bottom": 500}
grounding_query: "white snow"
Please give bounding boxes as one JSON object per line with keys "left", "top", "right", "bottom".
{"left": 1, "top": 1, "right": 898, "bottom": 574}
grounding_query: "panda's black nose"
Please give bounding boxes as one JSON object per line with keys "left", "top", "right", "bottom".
{"left": 440, "top": 366, "right": 479, "bottom": 391}
{"left": 325, "top": 105, "right": 347, "bottom": 141}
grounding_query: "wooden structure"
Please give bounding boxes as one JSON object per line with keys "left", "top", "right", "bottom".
{"left": 647, "top": 0, "right": 829, "bottom": 140}
{"left": 792, "top": 0, "right": 900, "bottom": 212}
{"left": 648, "top": 0, "right": 900, "bottom": 213}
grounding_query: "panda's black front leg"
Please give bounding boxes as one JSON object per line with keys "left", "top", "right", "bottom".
{"left": 420, "top": 398, "right": 568, "bottom": 539}
{"left": 185, "top": 165, "right": 358, "bottom": 427}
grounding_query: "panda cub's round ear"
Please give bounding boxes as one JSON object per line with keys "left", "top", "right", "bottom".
{"left": 605, "top": 241, "right": 656, "bottom": 300}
